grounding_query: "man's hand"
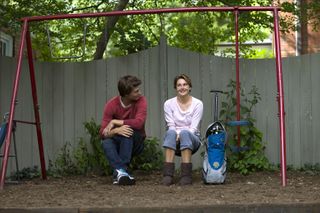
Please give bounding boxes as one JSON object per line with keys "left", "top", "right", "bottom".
{"left": 105, "top": 121, "right": 114, "bottom": 133}
{"left": 102, "top": 124, "right": 133, "bottom": 138}
{"left": 102, "top": 126, "right": 111, "bottom": 137}
{"left": 116, "top": 125, "right": 133, "bottom": 137}
{"left": 102, "top": 119, "right": 125, "bottom": 138}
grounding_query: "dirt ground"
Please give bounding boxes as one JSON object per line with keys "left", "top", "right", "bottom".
{"left": 0, "top": 170, "right": 320, "bottom": 209}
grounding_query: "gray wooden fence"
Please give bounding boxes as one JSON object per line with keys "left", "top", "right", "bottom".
{"left": 1, "top": 41, "right": 320, "bottom": 175}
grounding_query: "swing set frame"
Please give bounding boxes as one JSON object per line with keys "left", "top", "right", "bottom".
{"left": 0, "top": 6, "right": 287, "bottom": 189}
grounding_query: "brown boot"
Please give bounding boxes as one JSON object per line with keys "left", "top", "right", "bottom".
{"left": 162, "top": 162, "right": 175, "bottom": 186}
{"left": 179, "top": 163, "right": 192, "bottom": 185}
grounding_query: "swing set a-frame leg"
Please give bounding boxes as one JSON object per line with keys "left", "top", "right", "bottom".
{"left": 0, "top": 20, "right": 47, "bottom": 190}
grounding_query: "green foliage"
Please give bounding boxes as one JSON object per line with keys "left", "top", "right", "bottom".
{"left": 47, "top": 120, "right": 111, "bottom": 176}
{"left": 73, "top": 138, "right": 94, "bottom": 174}
{"left": 0, "top": 0, "right": 66, "bottom": 32}
{"left": 130, "top": 137, "right": 163, "bottom": 171}
{"left": 299, "top": 163, "right": 320, "bottom": 175}
{"left": 48, "top": 119, "right": 163, "bottom": 177}
{"left": 1, "top": 0, "right": 278, "bottom": 61}
{"left": 220, "top": 80, "right": 271, "bottom": 175}
{"left": 49, "top": 119, "right": 110, "bottom": 177}
{"left": 84, "top": 119, "right": 111, "bottom": 175}
{"left": 50, "top": 140, "right": 93, "bottom": 176}
{"left": 284, "top": 163, "right": 320, "bottom": 176}
{"left": 14, "top": 166, "right": 40, "bottom": 180}
{"left": 52, "top": 142, "right": 76, "bottom": 175}
{"left": 247, "top": 48, "right": 274, "bottom": 59}
{"left": 281, "top": 1, "right": 320, "bottom": 32}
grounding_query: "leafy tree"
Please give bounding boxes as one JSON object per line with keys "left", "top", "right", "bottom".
{"left": 1, "top": 0, "right": 285, "bottom": 61}
{"left": 281, "top": 0, "right": 320, "bottom": 32}
{"left": 93, "top": 0, "right": 129, "bottom": 59}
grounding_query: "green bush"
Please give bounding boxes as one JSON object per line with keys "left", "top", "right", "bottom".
{"left": 49, "top": 139, "right": 94, "bottom": 176}
{"left": 220, "top": 80, "right": 271, "bottom": 175}
{"left": 49, "top": 119, "right": 163, "bottom": 177}
{"left": 51, "top": 141, "right": 78, "bottom": 176}
{"left": 14, "top": 166, "right": 40, "bottom": 180}
{"left": 130, "top": 137, "right": 163, "bottom": 171}
{"left": 84, "top": 120, "right": 111, "bottom": 175}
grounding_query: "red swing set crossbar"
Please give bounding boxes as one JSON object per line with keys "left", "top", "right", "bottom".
{"left": 0, "top": 6, "right": 287, "bottom": 189}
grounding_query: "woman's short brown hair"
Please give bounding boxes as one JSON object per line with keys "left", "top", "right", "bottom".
{"left": 174, "top": 74, "right": 192, "bottom": 89}
{"left": 118, "top": 75, "right": 141, "bottom": 97}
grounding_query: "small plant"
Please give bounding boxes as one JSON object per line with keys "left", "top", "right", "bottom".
{"left": 48, "top": 119, "right": 164, "bottom": 177}
{"left": 49, "top": 137, "right": 98, "bottom": 176}
{"left": 299, "top": 163, "right": 320, "bottom": 175}
{"left": 51, "top": 141, "right": 79, "bottom": 176}
{"left": 130, "top": 137, "right": 163, "bottom": 171}
{"left": 220, "top": 80, "right": 271, "bottom": 175}
{"left": 54, "top": 142, "right": 76, "bottom": 175}
{"left": 13, "top": 166, "right": 40, "bottom": 180}
{"left": 84, "top": 119, "right": 111, "bottom": 175}
{"left": 73, "top": 138, "right": 94, "bottom": 174}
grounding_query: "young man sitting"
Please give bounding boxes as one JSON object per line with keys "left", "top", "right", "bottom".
{"left": 100, "top": 75, "right": 147, "bottom": 185}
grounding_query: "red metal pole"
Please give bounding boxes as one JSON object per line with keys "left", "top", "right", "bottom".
{"left": 273, "top": 8, "right": 287, "bottom": 186}
{"left": 234, "top": 9, "right": 241, "bottom": 147}
{"left": 26, "top": 26, "right": 47, "bottom": 180}
{"left": 24, "top": 6, "right": 279, "bottom": 22}
{"left": 0, "top": 20, "right": 28, "bottom": 190}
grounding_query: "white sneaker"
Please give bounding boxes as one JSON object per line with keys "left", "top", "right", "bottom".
{"left": 115, "top": 169, "right": 135, "bottom": 185}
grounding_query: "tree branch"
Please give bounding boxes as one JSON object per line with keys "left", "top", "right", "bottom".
{"left": 93, "top": 0, "right": 129, "bottom": 60}
{"left": 69, "top": 0, "right": 105, "bottom": 13}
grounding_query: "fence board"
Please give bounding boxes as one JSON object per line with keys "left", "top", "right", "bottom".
{"left": 284, "top": 57, "right": 302, "bottom": 166}
{"left": 299, "top": 55, "right": 313, "bottom": 165}
{"left": 95, "top": 60, "right": 107, "bottom": 121}
{"left": 254, "top": 59, "right": 279, "bottom": 164}
{"left": 52, "top": 63, "right": 65, "bottom": 159}
{"left": 39, "top": 62, "right": 54, "bottom": 163}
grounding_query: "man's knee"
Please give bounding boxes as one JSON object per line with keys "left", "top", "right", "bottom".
{"left": 101, "top": 138, "right": 113, "bottom": 149}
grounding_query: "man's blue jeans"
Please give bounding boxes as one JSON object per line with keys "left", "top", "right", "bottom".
{"left": 101, "top": 130, "right": 144, "bottom": 171}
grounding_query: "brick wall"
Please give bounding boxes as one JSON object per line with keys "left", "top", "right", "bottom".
{"left": 279, "top": 0, "right": 320, "bottom": 56}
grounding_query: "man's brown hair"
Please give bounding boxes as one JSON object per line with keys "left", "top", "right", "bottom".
{"left": 118, "top": 75, "right": 142, "bottom": 97}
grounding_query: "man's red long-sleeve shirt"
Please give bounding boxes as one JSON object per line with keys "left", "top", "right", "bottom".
{"left": 99, "top": 96, "right": 147, "bottom": 139}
